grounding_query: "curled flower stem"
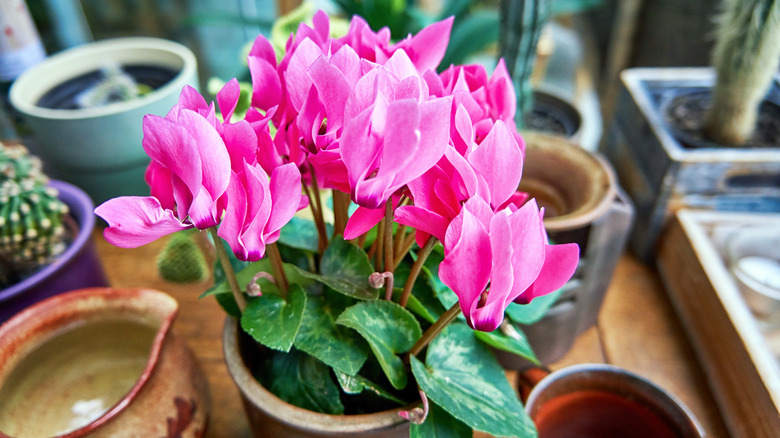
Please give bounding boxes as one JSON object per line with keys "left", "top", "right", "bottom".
{"left": 208, "top": 227, "right": 246, "bottom": 312}
{"left": 399, "top": 237, "right": 438, "bottom": 307}
{"left": 369, "top": 271, "right": 395, "bottom": 300}
{"left": 267, "top": 242, "right": 289, "bottom": 298}
{"left": 408, "top": 301, "right": 460, "bottom": 359}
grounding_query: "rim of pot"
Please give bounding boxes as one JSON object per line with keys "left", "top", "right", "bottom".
{"left": 0, "top": 180, "right": 95, "bottom": 302}
{"left": 519, "top": 131, "right": 617, "bottom": 232}
{"left": 222, "top": 317, "right": 414, "bottom": 434}
{"left": 9, "top": 37, "right": 197, "bottom": 120}
{"left": 0, "top": 287, "right": 179, "bottom": 438}
{"left": 524, "top": 363, "right": 704, "bottom": 438}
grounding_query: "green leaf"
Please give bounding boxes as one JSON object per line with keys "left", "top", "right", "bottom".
{"left": 337, "top": 301, "right": 422, "bottom": 390}
{"left": 279, "top": 216, "right": 332, "bottom": 252}
{"left": 294, "top": 294, "right": 369, "bottom": 375}
{"left": 215, "top": 291, "right": 241, "bottom": 318}
{"left": 201, "top": 259, "right": 315, "bottom": 298}
{"left": 334, "top": 370, "right": 405, "bottom": 405}
{"left": 411, "top": 402, "right": 472, "bottom": 438}
{"left": 241, "top": 284, "right": 306, "bottom": 352}
{"left": 261, "top": 348, "right": 344, "bottom": 415}
{"left": 421, "top": 247, "right": 460, "bottom": 311}
{"left": 439, "top": 11, "right": 500, "bottom": 70}
{"left": 505, "top": 285, "right": 569, "bottom": 325}
{"left": 410, "top": 324, "right": 536, "bottom": 438}
{"left": 394, "top": 260, "right": 445, "bottom": 324}
{"left": 287, "top": 236, "right": 379, "bottom": 300}
{"left": 474, "top": 324, "right": 539, "bottom": 365}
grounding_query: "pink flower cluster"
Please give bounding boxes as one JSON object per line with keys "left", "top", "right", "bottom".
{"left": 95, "top": 11, "right": 578, "bottom": 332}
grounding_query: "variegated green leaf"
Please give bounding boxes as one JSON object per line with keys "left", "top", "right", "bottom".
{"left": 334, "top": 370, "right": 405, "bottom": 405}
{"left": 410, "top": 324, "right": 536, "bottom": 438}
{"left": 411, "top": 402, "right": 472, "bottom": 438}
{"left": 294, "top": 294, "right": 369, "bottom": 375}
{"left": 261, "top": 348, "right": 344, "bottom": 415}
{"left": 241, "top": 284, "right": 306, "bottom": 352}
{"left": 474, "top": 323, "right": 538, "bottom": 365}
{"left": 337, "top": 300, "right": 422, "bottom": 389}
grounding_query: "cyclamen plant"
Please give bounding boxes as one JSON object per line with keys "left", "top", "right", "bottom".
{"left": 95, "top": 11, "right": 578, "bottom": 437}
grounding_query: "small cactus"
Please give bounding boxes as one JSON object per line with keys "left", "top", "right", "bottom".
{"left": 157, "top": 232, "right": 209, "bottom": 283}
{"left": 0, "top": 142, "right": 70, "bottom": 286}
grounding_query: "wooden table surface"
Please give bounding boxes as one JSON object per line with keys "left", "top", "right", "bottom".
{"left": 93, "top": 230, "right": 731, "bottom": 438}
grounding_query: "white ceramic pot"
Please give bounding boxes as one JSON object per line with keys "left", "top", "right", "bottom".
{"left": 9, "top": 38, "right": 199, "bottom": 205}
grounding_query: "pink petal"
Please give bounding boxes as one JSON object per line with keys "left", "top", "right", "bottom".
{"left": 142, "top": 114, "right": 202, "bottom": 196}
{"left": 217, "top": 78, "right": 241, "bottom": 123}
{"left": 439, "top": 208, "right": 492, "bottom": 326}
{"left": 506, "top": 200, "right": 547, "bottom": 298}
{"left": 395, "top": 16, "right": 453, "bottom": 73}
{"left": 218, "top": 172, "right": 252, "bottom": 261}
{"left": 175, "top": 85, "right": 209, "bottom": 112}
{"left": 343, "top": 205, "right": 385, "bottom": 240}
{"left": 95, "top": 197, "right": 191, "bottom": 248}
{"left": 222, "top": 120, "right": 259, "bottom": 172}
{"left": 308, "top": 55, "right": 352, "bottom": 131}
{"left": 285, "top": 39, "right": 323, "bottom": 111}
{"left": 394, "top": 205, "right": 450, "bottom": 244}
{"left": 265, "top": 163, "right": 303, "bottom": 239}
{"left": 468, "top": 121, "right": 523, "bottom": 209}
{"left": 249, "top": 55, "right": 282, "bottom": 111}
{"left": 176, "top": 109, "right": 232, "bottom": 200}
{"left": 516, "top": 243, "right": 580, "bottom": 304}
{"left": 488, "top": 58, "right": 516, "bottom": 123}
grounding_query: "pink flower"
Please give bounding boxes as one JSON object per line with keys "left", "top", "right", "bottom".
{"left": 96, "top": 86, "right": 251, "bottom": 248}
{"left": 340, "top": 65, "right": 452, "bottom": 209}
{"left": 218, "top": 162, "right": 304, "bottom": 261}
{"left": 438, "top": 197, "right": 578, "bottom": 332}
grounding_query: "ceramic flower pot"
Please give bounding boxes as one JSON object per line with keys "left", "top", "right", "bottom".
{"left": 0, "top": 180, "right": 108, "bottom": 323}
{"left": 222, "top": 317, "right": 411, "bottom": 438}
{"left": 9, "top": 37, "right": 199, "bottom": 205}
{"left": 499, "top": 132, "right": 633, "bottom": 365}
{"left": 0, "top": 287, "right": 211, "bottom": 438}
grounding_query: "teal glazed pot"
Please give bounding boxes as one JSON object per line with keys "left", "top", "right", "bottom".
{"left": 9, "top": 38, "right": 199, "bottom": 205}
{"left": 0, "top": 288, "right": 211, "bottom": 438}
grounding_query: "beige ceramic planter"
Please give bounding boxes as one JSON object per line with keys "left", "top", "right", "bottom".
{"left": 222, "top": 318, "right": 411, "bottom": 438}
{"left": 0, "top": 288, "right": 210, "bottom": 438}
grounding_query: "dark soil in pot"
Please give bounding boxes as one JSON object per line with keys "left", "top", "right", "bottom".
{"left": 524, "top": 91, "right": 582, "bottom": 138}
{"left": 662, "top": 89, "right": 780, "bottom": 149}
{"left": 36, "top": 65, "right": 179, "bottom": 110}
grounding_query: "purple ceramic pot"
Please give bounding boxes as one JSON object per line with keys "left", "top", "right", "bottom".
{"left": 0, "top": 180, "right": 108, "bottom": 322}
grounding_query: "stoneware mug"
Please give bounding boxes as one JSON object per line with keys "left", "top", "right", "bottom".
{"left": 520, "top": 363, "right": 704, "bottom": 438}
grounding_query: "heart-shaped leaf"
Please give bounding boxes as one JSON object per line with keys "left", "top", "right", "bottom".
{"left": 337, "top": 300, "right": 422, "bottom": 389}
{"left": 260, "top": 348, "right": 344, "bottom": 415}
{"left": 241, "top": 284, "right": 306, "bottom": 352}
{"left": 473, "top": 323, "right": 538, "bottom": 365}
{"left": 411, "top": 402, "right": 472, "bottom": 438}
{"left": 410, "top": 324, "right": 535, "bottom": 438}
{"left": 334, "top": 370, "right": 405, "bottom": 405}
{"left": 294, "top": 293, "right": 369, "bottom": 375}
{"left": 279, "top": 216, "right": 333, "bottom": 252}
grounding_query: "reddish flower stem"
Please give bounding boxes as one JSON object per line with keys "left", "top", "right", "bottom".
{"left": 208, "top": 227, "right": 246, "bottom": 312}
{"left": 408, "top": 301, "right": 460, "bottom": 359}
{"left": 267, "top": 242, "right": 289, "bottom": 298}
{"left": 399, "top": 237, "right": 438, "bottom": 307}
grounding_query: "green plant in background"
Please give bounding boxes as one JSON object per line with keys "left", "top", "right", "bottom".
{"left": 157, "top": 231, "right": 210, "bottom": 283}
{"left": 703, "top": 0, "right": 780, "bottom": 146}
{"left": 0, "top": 143, "right": 69, "bottom": 286}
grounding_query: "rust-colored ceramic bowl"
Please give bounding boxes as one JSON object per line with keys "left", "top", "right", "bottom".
{"left": 0, "top": 288, "right": 210, "bottom": 438}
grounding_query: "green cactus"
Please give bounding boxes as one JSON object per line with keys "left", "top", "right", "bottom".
{"left": 0, "top": 143, "right": 70, "bottom": 286}
{"left": 704, "top": 0, "right": 780, "bottom": 146}
{"left": 157, "top": 231, "right": 209, "bottom": 283}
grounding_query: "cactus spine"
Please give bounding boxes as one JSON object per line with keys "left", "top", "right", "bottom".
{"left": 704, "top": 0, "right": 780, "bottom": 146}
{"left": 0, "top": 143, "right": 69, "bottom": 285}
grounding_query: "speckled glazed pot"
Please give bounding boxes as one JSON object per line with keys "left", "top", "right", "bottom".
{"left": 222, "top": 318, "right": 411, "bottom": 438}
{"left": 0, "top": 288, "right": 210, "bottom": 438}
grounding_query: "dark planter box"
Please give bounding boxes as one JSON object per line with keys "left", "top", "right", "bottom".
{"left": 601, "top": 67, "right": 780, "bottom": 262}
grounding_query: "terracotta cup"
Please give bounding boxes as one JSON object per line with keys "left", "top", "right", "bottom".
{"left": 520, "top": 364, "right": 704, "bottom": 438}
{"left": 0, "top": 288, "right": 210, "bottom": 438}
